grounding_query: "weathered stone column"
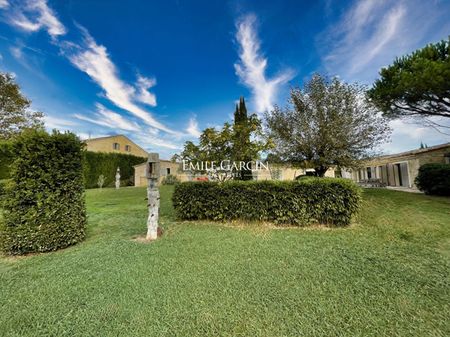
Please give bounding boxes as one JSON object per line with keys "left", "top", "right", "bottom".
{"left": 115, "top": 167, "right": 121, "bottom": 189}
{"left": 146, "top": 153, "right": 160, "bottom": 240}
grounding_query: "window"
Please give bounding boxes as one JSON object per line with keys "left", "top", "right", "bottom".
{"left": 113, "top": 143, "right": 120, "bottom": 150}
{"left": 366, "top": 167, "right": 372, "bottom": 179}
{"left": 125, "top": 145, "right": 131, "bottom": 152}
{"left": 166, "top": 168, "right": 171, "bottom": 175}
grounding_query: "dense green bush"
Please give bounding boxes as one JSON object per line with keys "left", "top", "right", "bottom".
{"left": 0, "top": 141, "right": 13, "bottom": 180}
{"left": 0, "top": 179, "right": 7, "bottom": 201}
{"left": 415, "top": 163, "right": 450, "bottom": 196}
{"left": 83, "top": 151, "right": 146, "bottom": 188}
{"left": 173, "top": 178, "right": 361, "bottom": 226}
{"left": 162, "top": 174, "right": 180, "bottom": 185}
{"left": 0, "top": 130, "right": 87, "bottom": 255}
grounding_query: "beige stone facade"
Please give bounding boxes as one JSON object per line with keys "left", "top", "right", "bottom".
{"left": 343, "top": 143, "right": 450, "bottom": 189}
{"left": 84, "top": 135, "right": 148, "bottom": 158}
{"left": 134, "top": 160, "right": 188, "bottom": 186}
{"left": 134, "top": 161, "right": 335, "bottom": 186}
{"left": 254, "top": 165, "right": 335, "bottom": 180}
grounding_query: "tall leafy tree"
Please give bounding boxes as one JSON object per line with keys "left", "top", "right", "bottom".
{"left": 178, "top": 97, "right": 270, "bottom": 180}
{"left": 0, "top": 72, "right": 43, "bottom": 140}
{"left": 265, "top": 74, "right": 391, "bottom": 177}
{"left": 368, "top": 38, "right": 450, "bottom": 120}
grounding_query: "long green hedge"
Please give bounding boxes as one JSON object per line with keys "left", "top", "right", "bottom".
{"left": 172, "top": 178, "right": 361, "bottom": 226}
{"left": 0, "top": 130, "right": 86, "bottom": 255}
{"left": 1, "top": 144, "right": 146, "bottom": 188}
{"left": 83, "top": 151, "right": 146, "bottom": 188}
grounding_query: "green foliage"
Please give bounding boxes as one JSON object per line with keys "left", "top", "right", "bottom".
{"left": 173, "top": 178, "right": 361, "bottom": 226}
{"left": 0, "top": 140, "right": 13, "bottom": 179}
{"left": 83, "top": 151, "right": 146, "bottom": 188}
{"left": 415, "top": 163, "right": 450, "bottom": 196}
{"left": 368, "top": 38, "right": 450, "bottom": 119}
{"left": 177, "top": 97, "right": 271, "bottom": 180}
{"left": 233, "top": 97, "right": 263, "bottom": 180}
{"left": 161, "top": 174, "right": 180, "bottom": 185}
{"left": 0, "top": 179, "right": 7, "bottom": 201}
{"left": 266, "top": 74, "right": 390, "bottom": 176}
{"left": 0, "top": 130, "right": 86, "bottom": 255}
{"left": 0, "top": 72, "right": 44, "bottom": 140}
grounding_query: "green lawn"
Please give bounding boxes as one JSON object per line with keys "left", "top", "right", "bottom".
{"left": 1, "top": 186, "right": 449, "bottom": 336}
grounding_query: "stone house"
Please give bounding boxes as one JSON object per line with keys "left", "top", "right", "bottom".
{"left": 84, "top": 135, "right": 148, "bottom": 158}
{"left": 254, "top": 165, "right": 335, "bottom": 180}
{"left": 342, "top": 143, "right": 450, "bottom": 189}
{"left": 134, "top": 160, "right": 187, "bottom": 186}
{"left": 133, "top": 161, "right": 335, "bottom": 186}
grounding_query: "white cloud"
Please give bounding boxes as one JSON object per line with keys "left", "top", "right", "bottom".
{"left": 134, "top": 131, "right": 181, "bottom": 150}
{"left": 6, "top": 0, "right": 66, "bottom": 37}
{"left": 319, "top": 0, "right": 450, "bottom": 153}
{"left": 44, "top": 115, "right": 78, "bottom": 129}
{"left": 9, "top": 44, "right": 34, "bottom": 71}
{"left": 9, "top": 45, "right": 22, "bottom": 60}
{"left": 319, "top": 0, "right": 450, "bottom": 83}
{"left": 0, "top": 0, "right": 9, "bottom": 9}
{"left": 135, "top": 75, "right": 157, "bottom": 106}
{"left": 74, "top": 104, "right": 141, "bottom": 132}
{"left": 63, "top": 27, "right": 176, "bottom": 134}
{"left": 186, "top": 117, "right": 201, "bottom": 138}
{"left": 380, "top": 118, "right": 450, "bottom": 154}
{"left": 73, "top": 104, "right": 181, "bottom": 150}
{"left": 76, "top": 132, "right": 108, "bottom": 141}
{"left": 234, "top": 14, "right": 294, "bottom": 114}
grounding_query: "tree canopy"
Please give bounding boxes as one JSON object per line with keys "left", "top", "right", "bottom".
{"left": 177, "top": 97, "right": 270, "bottom": 180}
{"left": 0, "top": 72, "right": 43, "bottom": 140}
{"left": 368, "top": 38, "right": 450, "bottom": 120}
{"left": 265, "top": 74, "right": 391, "bottom": 177}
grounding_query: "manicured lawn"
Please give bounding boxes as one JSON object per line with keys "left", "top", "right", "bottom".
{"left": 1, "top": 186, "right": 449, "bottom": 336}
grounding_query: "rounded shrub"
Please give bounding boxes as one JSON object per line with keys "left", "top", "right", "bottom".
{"left": 172, "top": 178, "right": 361, "bottom": 226}
{"left": 0, "top": 130, "right": 87, "bottom": 255}
{"left": 415, "top": 163, "right": 450, "bottom": 196}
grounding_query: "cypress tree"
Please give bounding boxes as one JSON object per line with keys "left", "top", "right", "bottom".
{"left": 233, "top": 96, "right": 252, "bottom": 180}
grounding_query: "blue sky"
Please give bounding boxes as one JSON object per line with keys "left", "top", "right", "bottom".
{"left": 0, "top": 0, "right": 449, "bottom": 158}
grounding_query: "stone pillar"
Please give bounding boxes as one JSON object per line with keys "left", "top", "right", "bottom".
{"left": 146, "top": 153, "right": 160, "bottom": 240}
{"left": 115, "top": 167, "right": 121, "bottom": 189}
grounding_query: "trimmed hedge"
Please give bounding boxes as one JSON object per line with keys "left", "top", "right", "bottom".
{"left": 415, "top": 163, "right": 450, "bottom": 196}
{"left": 0, "top": 130, "right": 87, "bottom": 255}
{"left": 172, "top": 178, "right": 361, "bottom": 226}
{"left": 0, "top": 141, "right": 13, "bottom": 180}
{"left": 83, "top": 151, "right": 146, "bottom": 188}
